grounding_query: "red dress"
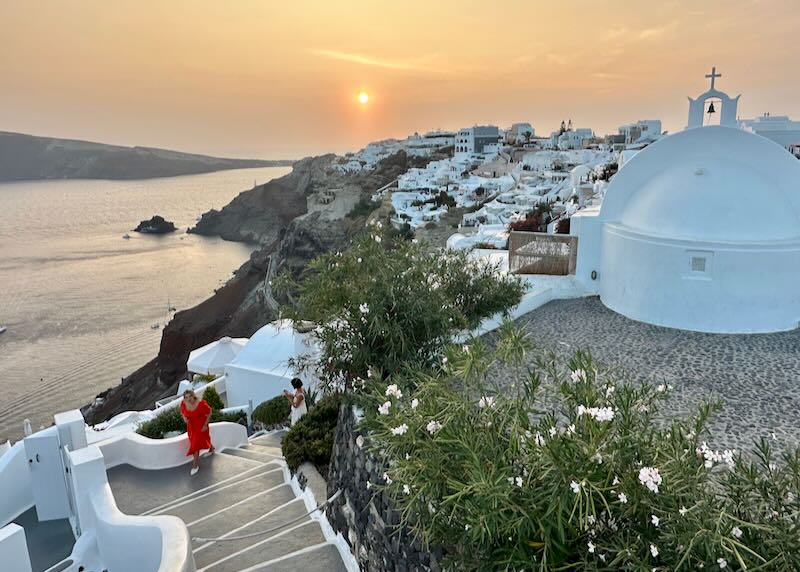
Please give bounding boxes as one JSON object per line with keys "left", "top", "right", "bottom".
{"left": 181, "top": 399, "right": 212, "bottom": 456}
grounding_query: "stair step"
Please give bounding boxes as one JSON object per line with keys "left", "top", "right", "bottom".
{"left": 259, "top": 543, "right": 348, "bottom": 572}
{"left": 250, "top": 431, "right": 286, "bottom": 449}
{"left": 245, "top": 442, "right": 284, "bottom": 458}
{"left": 195, "top": 501, "right": 324, "bottom": 570}
{"left": 187, "top": 484, "right": 297, "bottom": 546}
{"left": 108, "top": 453, "right": 268, "bottom": 516}
{"left": 223, "top": 447, "right": 282, "bottom": 464}
{"left": 158, "top": 468, "right": 285, "bottom": 523}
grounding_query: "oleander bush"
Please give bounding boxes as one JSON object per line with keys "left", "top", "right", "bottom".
{"left": 253, "top": 395, "right": 290, "bottom": 427}
{"left": 362, "top": 325, "right": 800, "bottom": 571}
{"left": 136, "top": 406, "right": 185, "bottom": 439}
{"left": 284, "top": 227, "right": 524, "bottom": 392}
{"left": 202, "top": 385, "right": 225, "bottom": 410}
{"left": 281, "top": 393, "right": 342, "bottom": 474}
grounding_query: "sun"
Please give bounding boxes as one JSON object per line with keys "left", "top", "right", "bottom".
{"left": 357, "top": 91, "right": 369, "bottom": 105}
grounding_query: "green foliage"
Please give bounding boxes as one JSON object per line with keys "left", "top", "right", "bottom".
{"left": 202, "top": 385, "right": 225, "bottom": 410}
{"left": 194, "top": 373, "right": 217, "bottom": 383}
{"left": 253, "top": 395, "right": 290, "bottom": 426}
{"left": 287, "top": 226, "right": 524, "bottom": 392}
{"left": 363, "top": 325, "right": 800, "bottom": 571}
{"left": 210, "top": 409, "right": 246, "bottom": 425}
{"left": 282, "top": 393, "right": 342, "bottom": 474}
{"left": 136, "top": 407, "right": 185, "bottom": 439}
{"left": 348, "top": 195, "right": 380, "bottom": 218}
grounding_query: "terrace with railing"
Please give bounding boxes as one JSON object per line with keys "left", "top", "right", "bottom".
{"left": 508, "top": 231, "right": 578, "bottom": 275}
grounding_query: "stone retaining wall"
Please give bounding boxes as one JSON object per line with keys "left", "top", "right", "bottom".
{"left": 326, "top": 405, "right": 443, "bottom": 572}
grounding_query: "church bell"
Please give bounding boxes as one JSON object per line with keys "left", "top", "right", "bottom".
{"left": 707, "top": 101, "right": 716, "bottom": 114}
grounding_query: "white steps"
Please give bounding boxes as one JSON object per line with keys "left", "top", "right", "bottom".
{"left": 107, "top": 430, "right": 349, "bottom": 572}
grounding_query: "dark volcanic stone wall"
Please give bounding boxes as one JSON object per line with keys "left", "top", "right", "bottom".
{"left": 327, "top": 405, "right": 444, "bottom": 572}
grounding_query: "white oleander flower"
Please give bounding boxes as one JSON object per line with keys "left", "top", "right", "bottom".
{"left": 618, "top": 492, "right": 628, "bottom": 504}
{"left": 534, "top": 432, "right": 545, "bottom": 447}
{"left": 638, "top": 467, "right": 662, "bottom": 494}
{"left": 570, "top": 480, "right": 581, "bottom": 494}
{"left": 570, "top": 369, "right": 586, "bottom": 383}
{"left": 717, "top": 558, "right": 727, "bottom": 569}
{"left": 679, "top": 506, "right": 688, "bottom": 516}
{"left": 402, "top": 484, "right": 410, "bottom": 494}
{"left": 378, "top": 401, "right": 391, "bottom": 416}
{"left": 374, "top": 235, "right": 382, "bottom": 243}
{"left": 731, "top": 526, "right": 743, "bottom": 539}
{"left": 391, "top": 423, "right": 408, "bottom": 436}
{"left": 357, "top": 257, "right": 363, "bottom": 263}
{"left": 385, "top": 384, "right": 402, "bottom": 399}
{"left": 651, "top": 515, "right": 660, "bottom": 527}
{"left": 426, "top": 420, "right": 442, "bottom": 434}
{"left": 587, "top": 541, "right": 596, "bottom": 554}
{"left": 650, "top": 544, "right": 658, "bottom": 557}
{"left": 366, "top": 481, "right": 372, "bottom": 490}
{"left": 359, "top": 303, "right": 370, "bottom": 314}
{"left": 478, "top": 396, "right": 496, "bottom": 409}
{"left": 549, "top": 426, "right": 558, "bottom": 437}
{"left": 383, "top": 472, "right": 392, "bottom": 484}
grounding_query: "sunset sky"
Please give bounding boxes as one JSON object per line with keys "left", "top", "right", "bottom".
{"left": 1, "top": 0, "right": 798, "bottom": 159}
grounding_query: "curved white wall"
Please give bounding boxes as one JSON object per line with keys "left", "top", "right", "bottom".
{"left": 0, "top": 437, "right": 44, "bottom": 526}
{"left": 98, "top": 422, "right": 248, "bottom": 470}
{"left": 600, "top": 224, "right": 800, "bottom": 333}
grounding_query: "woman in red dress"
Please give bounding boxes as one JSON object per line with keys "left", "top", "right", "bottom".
{"left": 180, "top": 389, "right": 214, "bottom": 475}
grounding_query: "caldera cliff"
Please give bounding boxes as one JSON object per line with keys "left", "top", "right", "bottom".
{"left": 82, "top": 151, "right": 433, "bottom": 423}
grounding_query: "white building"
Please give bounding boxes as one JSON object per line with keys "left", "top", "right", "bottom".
{"left": 557, "top": 128, "right": 593, "bottom": 150}
{"left": 454, "top": 125, "right": 501, "bottom": 159}
{"left": 506, "top": 122, "right": 535, "bottom": 144}
{"left": 570, "top": 68, "right": 800, "bottom": 333}
{"left": 739, "top": 114, "right": 800, "bottom": 150}
{"left": 619, "top": 120, "right": 662, "bottom": 144}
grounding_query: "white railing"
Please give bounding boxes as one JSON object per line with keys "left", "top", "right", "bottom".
{"left": 0, "top": 436, "right": 44, "bottom": 527}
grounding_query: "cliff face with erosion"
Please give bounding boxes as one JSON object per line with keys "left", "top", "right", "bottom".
{"left": 0, "top": 131, "right": 292, "bottom": 181}
{"left": 83, "top": 151, "right": 422, "bottom": 423}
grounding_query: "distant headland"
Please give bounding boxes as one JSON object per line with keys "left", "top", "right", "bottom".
{"left": 0, "top": 131, "right": 294, "bottom": 182}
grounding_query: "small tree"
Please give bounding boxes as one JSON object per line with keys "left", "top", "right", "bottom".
{"left": 284, "top": 226, "right": 524, "bottom": 391}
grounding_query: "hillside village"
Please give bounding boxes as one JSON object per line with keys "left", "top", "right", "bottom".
{"left": 330, "top": 110, "right": 800, "bottom": 254}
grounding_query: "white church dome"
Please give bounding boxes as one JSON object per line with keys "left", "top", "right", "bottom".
{"left": 602, "top": 126, "right": 800, "bottom": 242}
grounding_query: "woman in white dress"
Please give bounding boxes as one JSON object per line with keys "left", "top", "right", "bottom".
{"left": 284, "top": 378, "right": 308, "bottom": 426}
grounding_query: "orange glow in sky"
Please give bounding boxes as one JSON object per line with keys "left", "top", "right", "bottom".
{"left": 0, "top": 0, "right": 798, "bottom": 159}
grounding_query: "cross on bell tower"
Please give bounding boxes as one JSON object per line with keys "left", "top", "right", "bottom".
{"left": 705, "top": 66, "right": 722, "bottom": 90}
{"left": 687, "top": 66, "right": 739, "bottom": 128}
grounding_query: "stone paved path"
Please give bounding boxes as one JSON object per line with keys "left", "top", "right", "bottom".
{"left": 494, "top": 297, "right": 800, "bottom": 454}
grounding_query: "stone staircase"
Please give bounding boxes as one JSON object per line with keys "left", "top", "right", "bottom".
{"left": 107, "top": 431, "right": 349, "bottom": 572}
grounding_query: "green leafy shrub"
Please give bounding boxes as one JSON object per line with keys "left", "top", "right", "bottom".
{"left": 348, "top": 195, "right": 380, "bottom": 218}
{"left": 286, "top": 228, "right": 524, "bottom": 392}
{"left": 210, "top": 409, "right": 246, "bottom": 425}
{"left": 253, "top": 395, "right": 290, "bottom": 426}
{"left": 202, "top": 385, "right": 225, "bottom": 410}
{"left": 363, "top": 326, "right": 800, "bottom": 571}
{"left": 194, "top": 373, "right": 217, "bottom": 383}
{"left": 281, "top": 393, "right": 342, "bottom": 474}
{"left": 136, "top": 407, "right": 185, "bottom": 439}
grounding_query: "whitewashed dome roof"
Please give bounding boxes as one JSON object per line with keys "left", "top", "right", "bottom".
{"left": 600, "top": 126, "right": 800, "bottom": 242}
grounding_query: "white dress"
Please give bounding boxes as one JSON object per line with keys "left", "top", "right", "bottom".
{"left": 290, "top": 390, "right": 307, "bottom": 426}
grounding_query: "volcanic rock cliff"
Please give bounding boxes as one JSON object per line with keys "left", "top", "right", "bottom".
{"left": 82, "top": 150, "right": 428, "bottom": 423}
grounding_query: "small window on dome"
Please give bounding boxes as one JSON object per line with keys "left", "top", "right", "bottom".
{"left": 685, "top": 250, "right": 713, "bottom": 280}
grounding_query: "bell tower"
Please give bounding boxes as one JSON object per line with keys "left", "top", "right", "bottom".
{"left": 687, "top": 66, "right": 740, "bottom": 128}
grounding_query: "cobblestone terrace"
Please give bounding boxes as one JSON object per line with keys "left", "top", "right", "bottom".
{"left": 491, "top": 297, "right": 800, "bottom": 454}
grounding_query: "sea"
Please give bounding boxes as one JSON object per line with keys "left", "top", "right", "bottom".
{"left": 0, "top": 166, "right": 291, "bottom": 441}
